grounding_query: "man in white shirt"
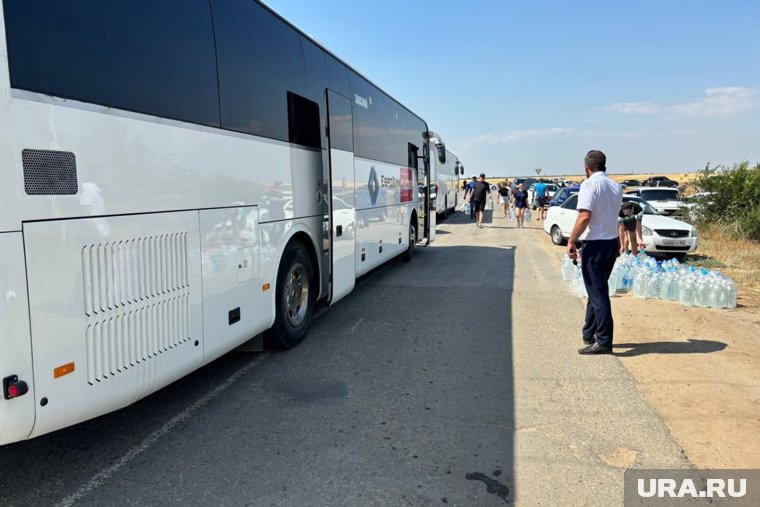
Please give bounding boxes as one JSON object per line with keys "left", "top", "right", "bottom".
{"left": 567, "top": 150, "right": 623, "bottom": 354}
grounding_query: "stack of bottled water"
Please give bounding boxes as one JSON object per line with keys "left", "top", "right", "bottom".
{"left": 561, "top": 251, "right": 737, "bottom": 309}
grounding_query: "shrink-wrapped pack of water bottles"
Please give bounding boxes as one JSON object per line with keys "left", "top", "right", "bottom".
{"left": 561, "top": 252, "right": 737, "bottom": 309}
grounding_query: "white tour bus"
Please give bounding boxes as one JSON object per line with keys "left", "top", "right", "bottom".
{"left": 0, "top": 0, "right": 439, "bottom": 445}
{"left": 428, "top": 135, "right": 464, "bottom": 216}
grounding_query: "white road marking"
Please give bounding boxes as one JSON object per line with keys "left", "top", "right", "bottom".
{"left": 349, "top": 317, "right": 364, "bottom": 334}
{"left": 56, "top": 353, "right": 268, "bottom": 507}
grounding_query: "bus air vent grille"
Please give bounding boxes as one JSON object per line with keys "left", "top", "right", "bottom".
{"left": 81, "top": 233, "right": 191, "bottom": 384}
{"left": 85, "top": 297, "right": 191, "bottom": 384}
{"left": 22, "top": 149, "right": 78, "bottom": 195}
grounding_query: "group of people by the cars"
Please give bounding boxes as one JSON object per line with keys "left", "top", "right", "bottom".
{"left": 463, "top": 176, "right": 558, "bottom": 228}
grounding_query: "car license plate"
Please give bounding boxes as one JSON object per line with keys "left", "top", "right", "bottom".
{"left": 662, "top": 239, "right": 687, "bottom": 247}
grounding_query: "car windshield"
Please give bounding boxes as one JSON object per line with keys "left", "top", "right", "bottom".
{"left": 640, "top": 189, "right": 680, "bottom": 201}
{"left": 623, "top": 196, "right": 657, "bottom": 215}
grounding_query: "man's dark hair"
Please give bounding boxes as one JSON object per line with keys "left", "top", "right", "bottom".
{"left": 479, "top": 173, "right": 486, "bottom": 178}
{"left": 584, "top": 150, "right": 607, "bottom": 172}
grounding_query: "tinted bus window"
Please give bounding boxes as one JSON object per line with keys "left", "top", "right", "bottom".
{"left": 325, "top": 56, "right": 350, "bottom": 98}
{"left": 405, "top": 113, "right": 426, "bottom": 157}
{"left": 327, "top": 91, "right": 353, "bottom": 152}
{"left": 349, "top": 73, "right": 387, "bottom": 162}
{"left": 212, "top": 0, "right": 307, "bottom": 141}
{"left": 301, "top": 38, "right": 328, "bottom": 149}
{"left": 4, "top": 0, "right": 219, "bottom": 127}
{"left": 386, "top": 100, "right": 409, "bottom": 167}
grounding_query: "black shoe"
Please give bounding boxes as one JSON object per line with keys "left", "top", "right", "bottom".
{"left": 578, "top": 342, "right": 612, "bottom": 355}
{"left": 582, "top": 336, "right": 595, "bottom": 345}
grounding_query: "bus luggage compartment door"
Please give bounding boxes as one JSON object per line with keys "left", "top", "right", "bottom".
{"left": 23, "top": 212, "right": 204, "bottom": 439}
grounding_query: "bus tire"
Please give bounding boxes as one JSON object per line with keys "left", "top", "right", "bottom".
{"left": 266, "top": 241, "right": 315, "bottom": 349}
{"left": 402, "top": 217, "right": 417, "bottom": 263}
{"left": 442, "top": 197, "right": 448, "bottom": 217}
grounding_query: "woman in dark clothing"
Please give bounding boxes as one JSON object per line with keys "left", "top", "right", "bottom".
{"left": 512, "top": 183, "right": 529, "bottom": 228}
{"left": 497, "top": 183, "right": 511, "bottom": 218}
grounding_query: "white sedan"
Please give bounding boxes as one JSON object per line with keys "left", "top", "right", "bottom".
{"left": 543, "top": 194, "right": 699, "bottom": 260}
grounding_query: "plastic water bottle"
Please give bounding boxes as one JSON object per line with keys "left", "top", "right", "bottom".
{"left": 508, "top": 207, "right": 515, "bottom": 220}
{"left": 667, "top": 269, "right": 680, "bottom": 301}
{"left": 608, "top": 262, "right": 619, "bottom": 296}
{"left": 725, "top": 279, "right": 737, "bottom": 308}
{"left": 624, "top": 263, "right": 634, "bottom": 291}
{"left": 633, "top": 267, "right": 649, "bottom": 298}
{"left": 646, "top": 262, "right": 663, "bottom": 299}
{"left": 562, "top": 254, "right": 575, "bottom": 281}
{"left": 678, "top": 271, "right": 694, "bottom": 306}
{"left": 572, "top": 265, "right": 587, "bottom": 298}
{"left": 615, "top": 259, "right": 626, "bottom": 291}
{"left": 709, "top": 276, "right": 726, "bottom": 309}
{"left": 525, "top": 209, "right": 532, "bottom": 222}
{"left": 694, "top": 270, "right": 711, "bottom": 308}
{"left": 657, "top": 267, "right": 669, "bottom": 300}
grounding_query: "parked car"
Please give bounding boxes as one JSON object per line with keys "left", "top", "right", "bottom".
{"left": 549, "top": 186, "right": 580, "bottom": 207}
{"left": 622, "top": 179, "right": 641, "bottom": 187}
{"left": 543, "top": 194, "right": 698, "bottom": 261}
{"left": 682, "top": 192, "right": 714, "bottom": 220}
{"left": 549, "top": 185, "right": 581, "bottom": 206}
{"left": 641, "top": 176, "right": 679, "bottom": 188}
{"left": 527, "top": 183, "right": 558, "bottom": 206}
{"left": 511, "top": 177, "right": 526, "bottom": 190}
{"left": 625, "top": 187, "right": 683, "bottom": 215}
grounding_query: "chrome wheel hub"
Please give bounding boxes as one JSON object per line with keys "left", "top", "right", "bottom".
{"left": 284, "top": 263, "right": 308, "bottom": 327}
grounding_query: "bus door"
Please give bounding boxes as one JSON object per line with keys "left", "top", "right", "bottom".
{"left": 414, "top": 142, "right": 436, "bottom": 245}
{"left": 325, "top": 90, "right": 356, "bottom": 304}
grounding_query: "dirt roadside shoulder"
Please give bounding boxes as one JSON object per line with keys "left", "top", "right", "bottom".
{"left": 531, "top": 222, "right": 760, "bottom": 469}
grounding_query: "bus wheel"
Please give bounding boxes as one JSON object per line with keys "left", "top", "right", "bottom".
{"left": 443, "top": 197, "right": 448, "bottom": 217}
{"left": 402, "top": 219, "right": 417, "bottom": 263}
{"left": 267, "top": 242, "right": 315, "bottom": 349}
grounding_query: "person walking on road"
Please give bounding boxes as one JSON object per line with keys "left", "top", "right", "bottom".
{"left": 469, "top": 173, "right": 490, "bottom": 228}
{"left": 567, "top": 150, "right": 623, "bottom": 355}
{"left": 466, "top": 175, "right": 477, "bottom": 219}
{"left": 512, "top": 183, "right": 529, "bottom": 228}
{"left": 497, "top": 183, "right": 511, "bottom": 218}
{"left": 618, "top": 201, "right": 645, "bottom": 255}
{"left": 533, "top": 181, "right": 549, "bottom": 221}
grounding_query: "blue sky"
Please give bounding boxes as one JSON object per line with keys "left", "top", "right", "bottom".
{"left": 265, "top": 0, "right": 760, "bottom": 176}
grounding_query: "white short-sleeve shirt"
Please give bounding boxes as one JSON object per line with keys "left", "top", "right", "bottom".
{"left": 576, "top": 171, "right": 623, "bottom": 241}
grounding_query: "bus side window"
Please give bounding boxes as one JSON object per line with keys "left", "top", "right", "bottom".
{"left": 287, "top": 93, "right": 321, "bottom": 149}
{"left": 212, "top": 0, "right": 308, "bottom": 141}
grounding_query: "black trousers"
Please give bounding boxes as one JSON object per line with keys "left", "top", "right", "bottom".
{"left": 581, "top": 238, "right": 619, "bottom": 347}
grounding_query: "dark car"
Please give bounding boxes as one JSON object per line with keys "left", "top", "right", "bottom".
{"left": 549, "top": 186, "right": 580, "bottom": 207}
{"left": 641, "top": 176, "right": 679, "bottom": 188}
{"left": 511, "top": 177, "right": 526, "bottom": 190}
{"left": 622, "top": 179, "right": 641, "bottom": 187}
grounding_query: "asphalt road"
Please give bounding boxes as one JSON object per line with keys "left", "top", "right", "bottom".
{"left": 0, "top": 204, "right": 688, "bottom": 506}
{"left": 0, "top": 216, "right": 515, "bottom": 507}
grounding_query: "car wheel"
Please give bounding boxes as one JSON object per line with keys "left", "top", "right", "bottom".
{"left": 672, "top": 253, "right": 687, "bottom": 262}
{"left": 551, "top": 225, "right": 566, "bottom": 246}
{"left": 266, "top": 242, "right": 315, "bottom": 350}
